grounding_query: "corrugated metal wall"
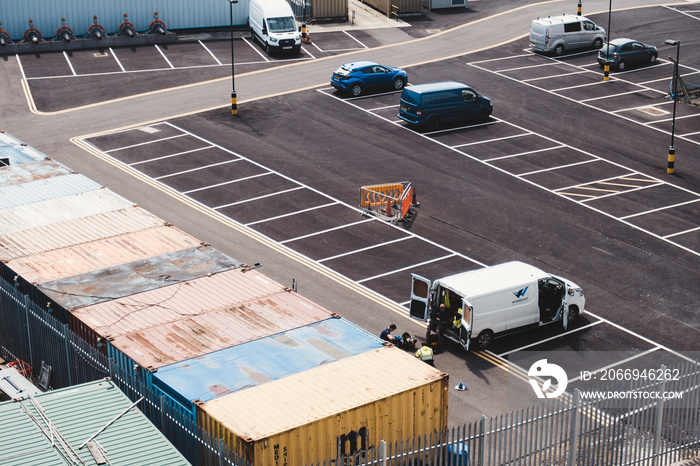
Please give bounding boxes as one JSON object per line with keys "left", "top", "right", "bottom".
{"left": 0, "top": 0, "right": 250, "bottom": 41}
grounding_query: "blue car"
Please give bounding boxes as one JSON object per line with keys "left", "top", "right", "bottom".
{"left": 331, "top": 61, "right": 407, "bottom": 97}
{"left": 597, "top": 38, "right": 658, "bottom": 71}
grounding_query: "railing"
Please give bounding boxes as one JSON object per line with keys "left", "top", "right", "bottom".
{"left": 3, "top": 279, "right": 700, "bottom": 466}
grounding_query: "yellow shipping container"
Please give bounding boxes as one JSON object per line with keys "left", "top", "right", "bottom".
{"left": 197, "top": 346, "right": 448, "bottom": 466}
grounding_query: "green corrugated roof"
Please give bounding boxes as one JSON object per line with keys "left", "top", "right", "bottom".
{"left": 0, "top": 378, "right": 190, "bottom": 465}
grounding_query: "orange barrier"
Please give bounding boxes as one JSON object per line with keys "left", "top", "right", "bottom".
{"left": 360, "top": 182, "right": 418, "bottom": 223}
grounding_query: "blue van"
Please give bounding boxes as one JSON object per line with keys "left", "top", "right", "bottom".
{"left": 398, "top": 81, "right": 492, "bottom": 131}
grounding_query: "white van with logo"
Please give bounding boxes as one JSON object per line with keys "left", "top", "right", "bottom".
{"left": 409, "top": 261, "right": 585, "bottom": 350}
{"left": 530, "top": 14, "right": 605, "bottom": 56}
{"left": 249, "top": 0, "right": 301, "bottom": 55}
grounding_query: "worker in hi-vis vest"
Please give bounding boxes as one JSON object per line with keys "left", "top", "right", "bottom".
{"left": 415, "top": 341, "right": 435, "bottom": 366}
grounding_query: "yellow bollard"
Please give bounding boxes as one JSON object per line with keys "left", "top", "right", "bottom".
{"left": 231, "top": 90, "right": 237, "bottom": 116}
{"left": 577, "top": 1, "right": 582, "bottom": 16}
{"left": 603, "top": 64, "right": 610, "bottom": 82}
{"left": 667, "top": 146, "right": 675, "bottom": 174}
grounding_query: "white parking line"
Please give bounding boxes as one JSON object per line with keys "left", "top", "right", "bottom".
{"left": 105, "top": 133, "right": 187, "bottom": 152}
{"left": 131, "top": 146, "right": 214, "bottom": 166}
{"left": 520, "top": 158, "right": 598, "bottom": 177}
{"left": 63, "top": 51, "right": 77, "bottom": 76}
{"left": 184, "top": 172, "right": 272, "bottom": 194}
{"left": 357, "top": 253, "right": 458, "bottom": 284}
{"left": 155, "top": 45, "right": 175, "bottom": 69}
{"left": 281, "top": 218, "right": 376, "bottom": 244}
{"left": 155, "top": 158, "right": 242, "bottom": 180}
{"left": 497, "top": 319, "right": 604, "bottom": 357}
{"left": 484, "top": 145, "right": 565, "bottom": 163}
{"left": 245, "top": 202, "right": 339, "bottom": 226}
{"left": 198, "top": 40, "right": 223, "bottom": 65}
{"left": 109, "top": 47, "right": 126, "bottom": 72}
{"left": 453, "top": 132, "right": 531, "bottom": 149}
{"left": 215, "top": 186, "right": 304, "bottom": 209}
{"left": 620, "top": 198, "right": 700, "bottom": 220}
{"left": 318, "top": 236, "right": 412, "bottom": 263}
{"left": 343, "top": 30, "right": 369, "bottom": 49}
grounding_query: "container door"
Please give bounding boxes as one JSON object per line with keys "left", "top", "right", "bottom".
{"left": 410, "top": 274, "right": 431, "bottom": 321}
{"left": 458, "top": 299, "right": 473, "bottom": 351}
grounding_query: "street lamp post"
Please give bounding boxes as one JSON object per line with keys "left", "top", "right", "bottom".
{"left": 603, "top": 0, "right": 612, "bottom": 81}
{"left": 229, "top": 0, "right": 238, "bottom": 115}
{"left": 664, "top": 39, "right": 680, "bottom": 174}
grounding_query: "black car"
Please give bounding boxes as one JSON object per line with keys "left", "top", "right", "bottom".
{"left": 597, "top": 38, "right": 658, "bottom": 71}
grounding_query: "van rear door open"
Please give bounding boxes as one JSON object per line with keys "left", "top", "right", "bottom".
{"left": 410, "top": 274, "right": 431, "bottom": 321}
{"left": 458, "top": 299, "right": 473, "bottom": 351}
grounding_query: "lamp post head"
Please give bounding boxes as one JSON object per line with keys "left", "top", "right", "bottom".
{"left": 664, "top": 39, "right": 679, "bottom": 46}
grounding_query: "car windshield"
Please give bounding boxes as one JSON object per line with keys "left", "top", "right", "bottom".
{"left": 267, "top": 16, "right": 296, "bottom": 33}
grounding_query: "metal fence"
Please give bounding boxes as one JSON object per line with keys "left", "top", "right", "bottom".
{"left": 2, "top": 279, "right": 700, "bottom": 466}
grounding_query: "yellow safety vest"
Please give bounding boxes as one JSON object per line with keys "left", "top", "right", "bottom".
{"left": 416, "top": 346, "right": 434, "bottom": 362}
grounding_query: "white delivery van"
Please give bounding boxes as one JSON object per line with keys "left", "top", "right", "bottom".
{"left": 249, "top": 0, "right": 301, "bottom": 55}
{"left": 409, "top": 261, "right": 585, "bottom": 350}
{"left": 529, "top": 14, "right": 605, "bottom": 56}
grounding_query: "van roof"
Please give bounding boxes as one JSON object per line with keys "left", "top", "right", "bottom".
{"left": 532, "top": 14, "right": 590, "bottom": 25}
{"left": 403, "top": 81, "right": 469, "bottom": 94}
{"left": 436, "top": 261, "right": 549, "bottom": 297}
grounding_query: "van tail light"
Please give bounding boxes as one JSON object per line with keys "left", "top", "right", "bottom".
{"left": 416, "top": 110, "right": 422, "bottom": 116}
{"left": 545, "top": 29, "right": 550, "bottom": 45}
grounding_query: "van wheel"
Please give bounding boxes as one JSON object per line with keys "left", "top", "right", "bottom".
{"left": 350, "top": 84, "right": 363, "bottom": 97}
{"left": 593, "top": 38, "right": 603, "bottom": 49}
{"left": 554, "top": 44, "right": 564, "bottom": 56}
{"left": 392, "top": 77, "right": 406, "bottom": 91}
{"left": 265, "top": 43, "right": 271, "bottom": 55}
{"left": 617, "top": 60, "right": 626, "bottom": 71}
{"left": 476, "top": 109, "right": 490, "bottom": 124}
{"left": 475, "top": 330, "right": 494, "bottom": 350}
{"left": 426, "top": 116, "right": 440, "bottom": 131}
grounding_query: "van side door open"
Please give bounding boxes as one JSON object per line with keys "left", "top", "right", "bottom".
{"left": 458, "top": 299, "right": 473, "bottom": 351}
{"left": 410, "top": 274, "right": 431, "bottom": 321}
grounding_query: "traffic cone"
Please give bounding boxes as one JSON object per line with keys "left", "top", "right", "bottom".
{"left": 385, "top": 200, "right": 393, "bottom": 217}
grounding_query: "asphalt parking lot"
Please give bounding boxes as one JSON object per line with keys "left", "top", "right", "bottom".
{"left": 5, "top": 2, "right": 700, "bottom": 427}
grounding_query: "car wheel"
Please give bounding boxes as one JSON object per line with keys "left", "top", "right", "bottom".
{"left": 425, "top": 115, "right": 440, "bottom": 131}
{"left": 475, "top": 330, "right": 494, "bottom": 350}
{"left": 554, "top": 44, "right": 564, "bottom": 56}
{"left": 593, "top": 38, "right": 603, "bottom": 49}
{"left": 567, "top": 307, "right": 578, "bottom": 329}
{"left": 392, "top": 77, "right": 406, "bottom": 91}
{"left": 617, "top": 60, "right": 626, "bottom": 71}
{"left": 650, "top": 54, "right": 657, "bottom": 64}
{"left": 476, "top": 109, "right": 490, "bottom": 124}
{"left": 350, "top": 84, "right": 363, "bottom": 97}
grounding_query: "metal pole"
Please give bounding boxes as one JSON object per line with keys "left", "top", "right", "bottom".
{"left": 667, "top": 41, "right": 680, "bottom": 174}
{"left": 229, "top": 0, "right": 238, "bottom": 115}
{"left": 603, "top": 0, "right": 611, "bottom": 81}
{"left": 651, "top": 365, "right": 667, "bottom": 466}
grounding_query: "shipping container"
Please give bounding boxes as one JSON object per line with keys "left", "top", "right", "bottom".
{"left": 150, "top": 317, "right": 385, "bottom": 414}
{"left": 37, "top": 245, "right": 241, "bottom": 311}
{"left": 359, "top": 0, "right": 422, "bottom": 16}
{"left": 0, "top": 131, "right": 47, "bottom": 167}
{"left": 0, "top": 188, "right": 134, "bottom": 235}
{"left": 0, "top": 0, "right": 250, "bottom": 41}
{"left": 0, "top": 205, "right": 165, "bottom": 261}
{"left": 198, "top": 346, "right": 449, "bottom": 466}
{"left": 289, "top": 0, "right": 348, "bottom": 22}
{"left": 4, "top": 224, "right": 202, "bottom": 285}
{"left": 0, "top": 172, "right": 102, "bottom": 210}
{"left": 0, "top": 159, "right": 72, "bottom": 187}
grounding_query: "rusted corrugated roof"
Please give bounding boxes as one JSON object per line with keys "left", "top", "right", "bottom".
{"left": 0, "top": 173, "right": 102, "bottom": 209}
{"left": 0, "top": 189, "right": 134, "bottom": 235}
{"left": 37, "top": 246, "right": 242, "bottom": 310}
{"left": 0, "top": 206, "right": 166, "bottom": 261}
{"left": 5, "top": 225, "right": 202, "bottom": 284}
{"left": 72, "top": 268, "right": 333, "bottom": 344}
{"left": 0, "top": 159, "right": 72, "bottom": 187}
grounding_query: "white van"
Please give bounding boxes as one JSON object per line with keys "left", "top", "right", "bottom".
{"left": 409, "top": 261, "right": 585, "bottom": 350}
{"left": 529, "top": 14, "right": 605, "bottom": 56}
{"left": 249, "top": 0, "right": 301, "bottom": 55}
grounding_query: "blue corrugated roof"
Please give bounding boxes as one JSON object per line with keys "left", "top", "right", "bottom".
{"left": 153, "top": 318, "right": 384, "bottom": 406}
{"left": 0, "top": 173, "right": 103, "bottom": 209}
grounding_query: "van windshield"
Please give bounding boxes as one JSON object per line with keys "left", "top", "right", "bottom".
{"left": 267, "top": 16, "right": 297, "bottom": 33}
{"left": 401, "top": 89, "right": 421, "bottom": 105}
